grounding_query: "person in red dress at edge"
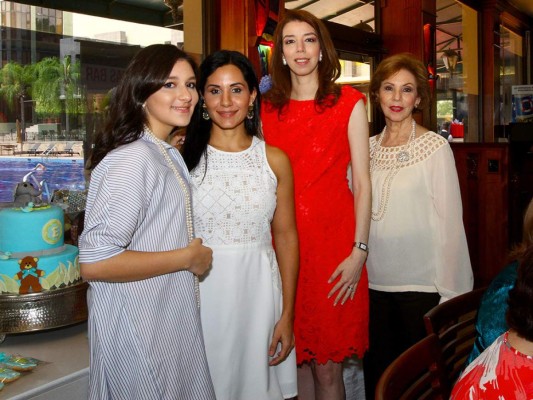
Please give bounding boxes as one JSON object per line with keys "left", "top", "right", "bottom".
{"left": 261, "top": 9, "right": 371, "bottom": 400}
{"left": 451, "top": 245, "right": 533, "bottom": 399}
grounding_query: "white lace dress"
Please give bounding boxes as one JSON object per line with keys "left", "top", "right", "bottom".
{"left": 190, "top": 136, "right": 297, "bottom": 400}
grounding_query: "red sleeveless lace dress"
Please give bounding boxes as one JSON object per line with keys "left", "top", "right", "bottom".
{"left": 261, "top": 86, "right": 369, "bottom": 365}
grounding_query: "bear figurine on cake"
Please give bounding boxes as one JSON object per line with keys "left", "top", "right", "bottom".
{"left": 0, "top": 182, "right": 80, "bottom": 295}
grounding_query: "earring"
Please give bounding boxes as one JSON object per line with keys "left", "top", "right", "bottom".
{"left": 319, "top": 51, "right": 323, "bottom": 62}
{"left": 247, "top": 104, "right": 254, "bottom": 120}
{"left": 202, "top": 102, "right": 210, "bottom": 120}
{"left": 282, "top": 56, "right": 287, "bottom": 66}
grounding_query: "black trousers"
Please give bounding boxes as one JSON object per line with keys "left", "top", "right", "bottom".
{"left": 363, "top": 289, "right": 440, "bottom": 400}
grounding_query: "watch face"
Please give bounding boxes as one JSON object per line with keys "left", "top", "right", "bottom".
{"left": 355, "top": 242, "right": 368, "bottom": 251}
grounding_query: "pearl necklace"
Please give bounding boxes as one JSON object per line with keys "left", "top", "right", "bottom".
{"left": 370, "top": 119, "right": 416, "bottom": 221}
{"left": 143, "top": 126, "right": 199, "bottom": 307}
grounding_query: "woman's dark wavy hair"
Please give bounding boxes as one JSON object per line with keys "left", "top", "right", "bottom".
{"left": 369, "top": 53, "right": 430, "bottom": 111}
{"left": 509, "top": 197, "right": 533, "bottom": 262}
{"left": 506, "top": 245, "right": 533, "bottom": 342}
{"left": 88, "top": 44, "right": 198, "bottom": 169}
{"left": 262, "top": 9, "right": 341, "bottom": 113}
{"left": 182, "top": 50, "right": 261, "bottom": 171}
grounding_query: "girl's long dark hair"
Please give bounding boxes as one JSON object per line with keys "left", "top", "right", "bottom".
{"left": 88, "top": 44, "right": 198, "bottom": 169}
{"left": 182, "top": 50, "right": 262, "bottom": 171}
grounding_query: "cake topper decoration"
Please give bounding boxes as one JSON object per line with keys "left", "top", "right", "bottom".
{"left": 13, "top": 182, "right": 42, "bottom": 208}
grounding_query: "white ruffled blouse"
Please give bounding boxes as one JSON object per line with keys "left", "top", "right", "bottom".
{"left": 367, "top": 131, "right": 473, "bottom": 301}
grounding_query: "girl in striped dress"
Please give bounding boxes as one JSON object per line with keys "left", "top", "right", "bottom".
{"left": 79, "top": 44, "right": 215, "bottom": 400}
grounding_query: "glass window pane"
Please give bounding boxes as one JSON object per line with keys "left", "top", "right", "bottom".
{"left": 500, "top": 26, "right": 524, "bottom": 125}
{"left": 286, "top": 0, "right": 375, "bottom": 32}
{"left": 337, "top": 56, "right": 372, "bottom": 122}
{"left": 0, "top": 1, "right": 184, "bottom": 202}
{"left": 436, "top": 0, "right": 479, "bottom": 142}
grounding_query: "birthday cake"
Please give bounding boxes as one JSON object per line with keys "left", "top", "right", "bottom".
{"left": 0, "top": 204, "right": 80, "bottom": 295}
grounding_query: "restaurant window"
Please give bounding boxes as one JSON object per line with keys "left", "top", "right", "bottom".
{"left": 0, "top": 0, "right": 184, "bottom": 203}
{"left": 286, "top": 0, "right": 376, "bottom": 32}
{"left": 436, "top": 0, "right": 479, "bottom": 142}
{"left": 284, "top": 0, "right": 380, "bottom": 130}
{"left": 338, "top": 54, "right": 373, "bottom": 122}
{"left": 499, "top": 25, "right": 524, "bottom": 126}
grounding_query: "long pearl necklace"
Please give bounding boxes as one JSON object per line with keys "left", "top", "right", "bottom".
{"left": 370, "top": 119, "right": 416, "bottom": 221}
{"left": 143, "top": 125, "right": 199, "bottom": 307}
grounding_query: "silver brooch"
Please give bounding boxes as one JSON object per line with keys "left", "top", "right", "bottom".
{"left": 397, "top": 151, "right": 410, "bottom": 162}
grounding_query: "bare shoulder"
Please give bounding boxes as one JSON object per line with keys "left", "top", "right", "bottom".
{"left": 265, "top": 143, "right": 292, "bottom": 178}
{"left": 265, "top": 143, "right": 289, "bottom": 161}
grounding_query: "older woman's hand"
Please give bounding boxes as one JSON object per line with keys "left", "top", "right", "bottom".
{"left": 327, "top": 249, "right": 366, "bottom": 306}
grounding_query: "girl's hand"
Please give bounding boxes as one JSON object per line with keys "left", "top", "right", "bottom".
{"left": 185, "top": 238, "right": 213, "bottom": 276}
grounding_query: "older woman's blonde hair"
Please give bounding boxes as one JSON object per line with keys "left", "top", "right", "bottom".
{"left": 369, "top": 53, "right": 431, "bottom": 110}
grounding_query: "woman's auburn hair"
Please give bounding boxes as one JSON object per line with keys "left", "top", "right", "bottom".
{"left": 369, "top": 52, "right": 431, "bottom": 110}
{"left": 263, "top": 9, "right": 341, "bottom": 112}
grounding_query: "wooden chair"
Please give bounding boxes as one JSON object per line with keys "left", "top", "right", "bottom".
{"left": 375, "top": 333, "right": 449, "bottom": 400}
{"left": 423, "top": 287, "right": 487, "bottom": 387}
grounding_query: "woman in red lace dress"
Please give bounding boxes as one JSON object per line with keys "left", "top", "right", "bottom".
{"left": 261, "top": 9, "right": 370, "bottom": 399}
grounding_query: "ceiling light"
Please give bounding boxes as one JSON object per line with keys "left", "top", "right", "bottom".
{"left": 442, "top": 49, "right": 459, "bottom": 76}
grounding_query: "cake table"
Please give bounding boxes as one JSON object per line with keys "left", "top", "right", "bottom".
{"left": 0, "top": 322, "right": 89, "bottom": 399}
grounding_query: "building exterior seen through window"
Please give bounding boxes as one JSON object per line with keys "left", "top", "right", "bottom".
{"left": 0, "top": 0, "right": 183, "bottom": 202}
{"left": 0, "top": 1, "right": 183, "bottom": 141}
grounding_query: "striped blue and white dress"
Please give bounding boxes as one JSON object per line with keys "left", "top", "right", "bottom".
{"left": 79, "top": 133, "right": 215, "bottom": 400}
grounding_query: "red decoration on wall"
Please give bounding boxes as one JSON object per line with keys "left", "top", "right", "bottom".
{"left": 423, "top": 24, "right": 434, "bottom": 66}
{"left": 423, "top": 23, "right": 438, "bottom": 84}
{"left": 255, "top": 0, "right": 269, "bottom": 37}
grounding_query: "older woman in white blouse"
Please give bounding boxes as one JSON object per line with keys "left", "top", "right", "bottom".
{"left": 363, "top": 53, "right": 473, "bottom": 400}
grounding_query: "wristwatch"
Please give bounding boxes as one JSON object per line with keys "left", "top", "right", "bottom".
{"left": 353, "top": 242, "right": 368, "bottom": 252}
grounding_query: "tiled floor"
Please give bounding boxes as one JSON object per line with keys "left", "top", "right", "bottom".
{"left": 343, "top": 356, "right": 366, "bottom": 399}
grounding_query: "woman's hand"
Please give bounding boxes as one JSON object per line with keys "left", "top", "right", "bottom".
{"left": 268, "top": 314, "right": 295, "bottom": 366}
{"left": 327, "top": 249, "right": 366, "bottom": 306}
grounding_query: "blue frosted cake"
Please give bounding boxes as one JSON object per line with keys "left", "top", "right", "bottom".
{"left": 0, "top": 204, "right": 80, "bottom": 294}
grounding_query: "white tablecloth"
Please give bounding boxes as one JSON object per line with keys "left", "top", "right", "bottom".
{"left": 1, "top": 322, "right": 89, "bottom": 400}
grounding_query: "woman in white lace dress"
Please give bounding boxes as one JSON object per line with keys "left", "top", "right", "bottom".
{"left": 182, "top": 50, "right": 298, "bottom": 400}
{"left": 363, "top": 53, "right": 474, "bottom": 399}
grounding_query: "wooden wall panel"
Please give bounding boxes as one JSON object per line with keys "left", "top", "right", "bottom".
{"left": 218, "top": 0, "right": 247, "bottom": 53}
{"left": 380, "top": 0, "right": 436, "bottom": 130}
{"left": 451, "top": 143, "right": 509, "bottom": 287}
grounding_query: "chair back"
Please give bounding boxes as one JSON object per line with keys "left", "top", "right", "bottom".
{"left": 423, "top": 287, "right": 486, "bottom": 387}
{"left": 375, "top": 333, "right": 449, "bottom": 400}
